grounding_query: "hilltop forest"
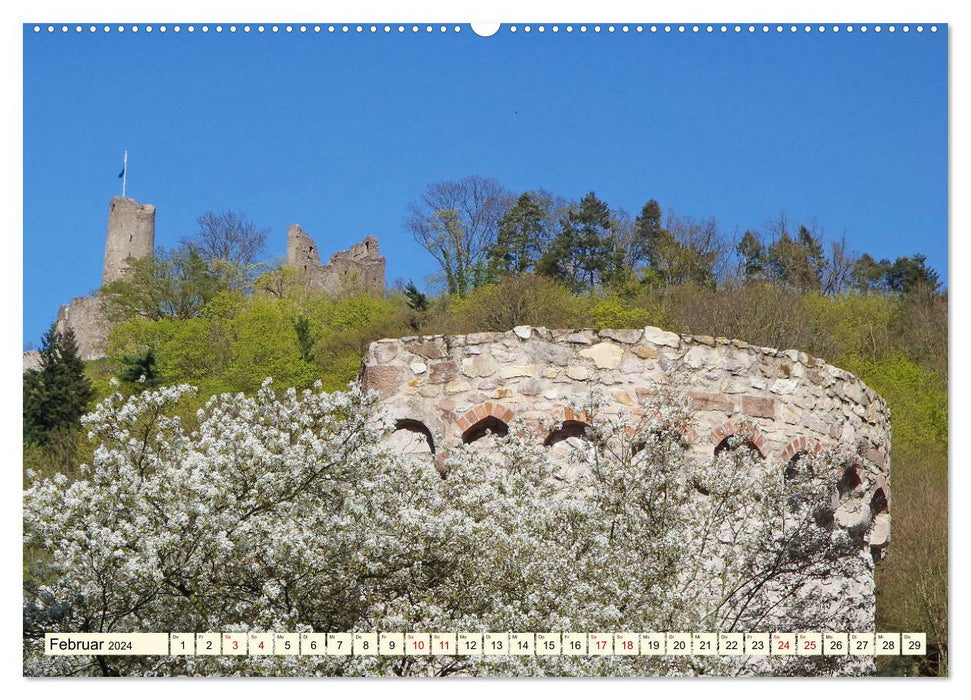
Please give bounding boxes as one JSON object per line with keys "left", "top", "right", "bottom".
{"left": 24, "top": 176, "right": 947, "bottom": 675}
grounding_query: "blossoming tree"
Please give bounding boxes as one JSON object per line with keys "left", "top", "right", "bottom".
{"left": 24, "top": 380, "right": 870, "bottom": 676}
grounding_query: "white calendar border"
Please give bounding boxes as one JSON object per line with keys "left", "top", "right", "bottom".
{"left": 5, "top": 1, "right": 963, "bottom": 699}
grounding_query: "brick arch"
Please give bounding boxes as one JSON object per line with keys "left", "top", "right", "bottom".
{"left": 557, "top": 406, "right": 592, "bottom": 426}
{"left": 780, "top": 436, "right": 823, "bottom": 464}
{"left": 544, "top": 407, "right": 593, "bottom": 447}
{"left": 456, "top": 402, "right": 515, "bottom": 443}
{"left": 709, "top": 419, "right": 768, "bottom": 458}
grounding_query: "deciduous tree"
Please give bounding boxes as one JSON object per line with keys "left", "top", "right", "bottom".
{"left": 406, "top": 175, "right": 509, "bottom": 296}
{"left": 25, "top": 381, "right": 868, "bottom": 677}
{"left": 182, "top": 211, "right": 269, "bottom": 292}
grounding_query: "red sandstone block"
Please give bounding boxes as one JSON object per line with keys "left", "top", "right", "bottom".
{"left": 742, "top": 395, "right": 775, "bottom": 419}
{"left": 457, "top": 416, "right": 471, "bottom": 431}
{"left": 691, "top": 391, "right": 734, "bottom": 412}
{"left": 500, "top": 408, "right": 515, "bottom": 423}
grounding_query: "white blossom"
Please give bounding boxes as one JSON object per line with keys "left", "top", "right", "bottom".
{"left": 24, "top": 380, "right": 870, "bottom": 676}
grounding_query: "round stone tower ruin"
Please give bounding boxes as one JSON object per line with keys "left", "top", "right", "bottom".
{"left": 361, "top": 325, "right": 892, "bottom": 643}
{"left": 102, "top": 196, "right": 156, "bottom": 285}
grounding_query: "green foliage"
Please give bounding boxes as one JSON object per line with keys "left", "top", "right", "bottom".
{"left": 105, "top": 290, "right": 409, "bottom": 399}
{"left": 294, "top": 315, "right": 315, "bottom": 364}
{"left": 537, "top": 192, "right": 619, "bottom": 291}
{"left": 590, "top": 295, "right": 664, "bottom": 330}
{"left": 23, "top": 324, "right": 95, "bottom": 445}
{"left": 224, "top": 298, "right": 318, "bottom": 392}
{"left": 633, "top": 199, "right": 665, "bottom": 268}
{"left": 100, "top": 246, "right": 226, "bottom": 321}
{"left": 487, "top": 192, "right": 547, "bottom": 276}
{"left": 736, "top": 230, "right": 766, "bottom": 280}
{"left": 801, "top": 292, "right": 898, "bottom": 367}
{"left": 851, "top": 353, "right": 947, "bottom": 452}
{"left": 436, "top": 274, "right": 589, "bottom": 333}
{"left": 887, "top": 254, "right": 941, "bottom": 295}
{"left": 764, "top": 226, "right": 826, "bottom": 292}
{"left": 404, "top": 281, "right": 429, "bottom": 312}
{"left": 851, "top": 253, "right": 942, "bottom": 296}
{"left": 119, "top": 347, "right": 161, "bottom": 387}
{"left": 403, "top": 281, "right": 430, "bottom": 332}
{"left": 638, "top": 210, "right": 722, "bottom": 288}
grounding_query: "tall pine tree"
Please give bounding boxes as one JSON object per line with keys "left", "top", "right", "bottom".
{"left": 538, "top": 192, "right": 616, "bottom": 292}
{"left": 23, "top": 323, "right": 95, "bottom": 444}
{"left": 487, "top": 192, "right": 546, "bottom": 276}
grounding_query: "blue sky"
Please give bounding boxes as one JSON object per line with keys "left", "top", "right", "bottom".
{"left": 22, "top": 24, "right": 947, "bottom": 348}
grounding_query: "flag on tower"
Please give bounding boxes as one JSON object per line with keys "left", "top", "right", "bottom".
{"left": 119, "top": 150, "right": 128, "bottom": 198}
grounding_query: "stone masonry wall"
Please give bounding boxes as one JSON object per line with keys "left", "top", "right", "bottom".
{"left": 54, "top": 295, "right": 111, "bottom": 361}
{"left": 102, "top": 196, "right": 156, "bottom": 285}
{"left": 286, "top": 224, "right": 385, "bottom": 295}
{"left": 361, "top": 324, "right": 892, "bottom": 570}
{"left": 51, "top": 197, "right": 156, "bottom": 362}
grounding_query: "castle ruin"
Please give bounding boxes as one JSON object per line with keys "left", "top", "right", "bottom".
{"left": 286, "top": 224, "right": 385, "bottom": 295}
{"left": 30, "top": 199, "right": 386, "bottom": 365}
{"left": 362, "top": 325, "right": 892, "bottom": 643}
{"left": 53, "top": 196, "right": 156, "bottom": 361}
{"left": 102, "top": 197, "right": 156, "bottom": 285}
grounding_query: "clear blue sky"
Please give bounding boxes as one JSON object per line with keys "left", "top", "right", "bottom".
{"left": 23, "top": 25, "right": 947, "bottom": 348}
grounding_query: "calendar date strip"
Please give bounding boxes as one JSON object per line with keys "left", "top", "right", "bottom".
{"left": 44, "top": 632, "right": 927, "bottom": 657}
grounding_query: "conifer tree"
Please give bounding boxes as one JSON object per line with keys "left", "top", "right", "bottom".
{"left": 23, "top": 323, "right": 94, "bottom": 444}
{"left": 119, "top": 347, "right": 161, "bottom": 387}
{"left": 487, "top": 192, "right": 546, "bottom": 275}
{"left": 538, "top": 192, "right": 616, "bottom": 292}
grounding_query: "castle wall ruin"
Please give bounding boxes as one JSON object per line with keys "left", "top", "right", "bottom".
{"left": 287, "top": 224, "right": 385, "bottom": 296}
{"left": 361, "top": 325, "right": 893, "bottom": 640}
{"left": 43, "top": 201, "right": 387, "bottom": 364}
{"left": 55, "top": 295, "right": 111, "bottom": 361}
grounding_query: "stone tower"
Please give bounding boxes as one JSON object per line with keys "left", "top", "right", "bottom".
{"left": 287, "top": 224, "right": 322, "bottom": 272}
{"left": 102, "top": 196, "right": 156, "bottom": 285}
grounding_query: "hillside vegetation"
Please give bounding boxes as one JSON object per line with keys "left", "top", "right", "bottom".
{"left": 24, "top": 179, "right": 948, "bottom": 675}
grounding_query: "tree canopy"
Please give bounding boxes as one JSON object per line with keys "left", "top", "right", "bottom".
{"left": 406, "top": 175, "right": 509, "bottom": 296}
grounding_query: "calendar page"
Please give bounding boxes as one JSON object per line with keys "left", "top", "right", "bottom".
{"left": 20, "top": 2, "right": 949, "bottom": 681}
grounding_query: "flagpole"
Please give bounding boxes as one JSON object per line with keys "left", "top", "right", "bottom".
{"left": 122, "top": 150, "right": 128, "bottom": 198}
